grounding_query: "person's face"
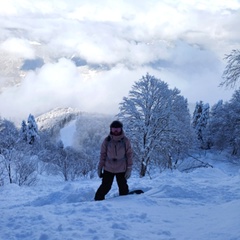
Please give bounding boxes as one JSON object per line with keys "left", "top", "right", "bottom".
{"left": 111, "top": 127, "right": 122, "bottom": 136}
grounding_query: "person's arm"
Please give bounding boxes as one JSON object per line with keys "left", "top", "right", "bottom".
{"left": 98, "top": 139, "right": 107, "bottom": 169}
{"left": 126, "top": 138, "right": 133, "bottom": 169}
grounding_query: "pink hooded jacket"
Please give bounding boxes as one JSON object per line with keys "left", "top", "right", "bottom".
{"left": 98, "top": 132, "right": 133, "bottom": 173}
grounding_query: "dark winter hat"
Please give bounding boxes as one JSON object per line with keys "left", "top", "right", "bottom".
{"left": 110, "top": 120, "right": 123, "bottom": 128}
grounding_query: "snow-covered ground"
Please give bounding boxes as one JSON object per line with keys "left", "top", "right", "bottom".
{"left": 1, "top": 155, "right": 240, "bottom": 240}
{"left": 60, "top": 119, "right": 77, "bottom": 147}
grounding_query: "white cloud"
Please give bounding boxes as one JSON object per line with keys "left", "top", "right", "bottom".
{"left": 0, "top": 38, "right": 35, "bottom": 58}
{"left": 0, "top": 59, "right": 135, "bottom": 121}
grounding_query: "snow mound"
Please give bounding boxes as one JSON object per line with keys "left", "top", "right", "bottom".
{"left": 30, "top": 184, "right": 95, "bottom": 206}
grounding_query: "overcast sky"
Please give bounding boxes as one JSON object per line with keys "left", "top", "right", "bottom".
{"left": 0, "top": 0, "right": 240, "bottom": 122}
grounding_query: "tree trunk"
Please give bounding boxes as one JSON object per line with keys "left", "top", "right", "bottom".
{"left": 167, "top": 152, "right": 172, "bottom": 170}
{"left": 140, "top": 162, "right": 147, "bottom": 177}
{"left": 8, "top": 163, "right": 12, "bottom": 184}
{"left": 64, "top": 158, "right": 68, "bottom": 181}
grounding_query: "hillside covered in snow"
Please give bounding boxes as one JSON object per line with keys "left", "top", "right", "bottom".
{"left": 0, "top": 152, "right": 240, "bottom": 240}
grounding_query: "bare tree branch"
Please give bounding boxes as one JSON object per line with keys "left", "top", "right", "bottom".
{"left": 220, "top": 49, "right": 240, "bottom": 88}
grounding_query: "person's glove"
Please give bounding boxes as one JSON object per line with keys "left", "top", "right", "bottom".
{"left": 125, "top": 168, "right": 132, "bottom": 179}
{"left": 98, "top": 168, "right": 103, "bottom": 178}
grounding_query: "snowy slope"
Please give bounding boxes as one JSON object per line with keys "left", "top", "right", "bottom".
{"left": 1, "top": 155, "right": 240, "bottom": 240}
{"left": 36, "top": 107, "right": 112, "bottom": 143}
{"left": 36, "top": 107, "right": 81, "bottom": 131}
{"left": 59, "top": 119, "right": 77, "bottom": 147}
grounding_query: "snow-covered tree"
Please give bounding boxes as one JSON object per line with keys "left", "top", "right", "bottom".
{"left": 20, "top": 120, "right": 28, "bottom": 141}
{"left": 27, "top": 114, "right": 39, "bottom": 144}
{"left": 51, "top": 141, "right": 87, "bottom": 181}
{"left": 221, "top": 49, "right": 240, "bottom": 88}
{"left": 0, "top": 118, "right": 39, "bottom": 186}
{"left": 0, "top": 118, "right": 19, "bottom": 184}
{"left": 226, "top": 90, "right": 240, "bottom": 155}
{"left": 14, "top": 153, "right": 38, "bottom": 186}
{"left": 192, "top": 101, "right": 210, "bottom": 149}
{"left": 55, "top": 140, "right": 69, "bottom": 181}
{"left": 165, "top": 94, "right": 194, "bottom": 166}
{"left": 207, "top": 100, "right": 226, "bottom": 150}
{"left": 207, "top": 90, "right": 240, "bottom": 156}
{"left": 117, "top": 73, "right": 192, "bottom": 177}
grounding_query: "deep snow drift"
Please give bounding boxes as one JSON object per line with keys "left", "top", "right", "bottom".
{"left": 0, "top": 154, "right": 240, "bottom": 240}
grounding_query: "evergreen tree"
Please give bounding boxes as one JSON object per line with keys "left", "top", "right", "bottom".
{"left": 20, "top": 120, "right": 28, "bottom": 141}
{"left": 192, "top": 101, "right": 210, "bottom": 149}
{"left": 27, "top": 114, "right": 39, "bottom": 145}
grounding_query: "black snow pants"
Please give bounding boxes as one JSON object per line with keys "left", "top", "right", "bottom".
{"left": 94, "top": 170, "right": 129, "bottom": 200}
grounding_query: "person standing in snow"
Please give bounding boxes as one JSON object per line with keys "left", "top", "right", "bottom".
{"left": 94, "top": 120, "right": 133, "bottom": 201}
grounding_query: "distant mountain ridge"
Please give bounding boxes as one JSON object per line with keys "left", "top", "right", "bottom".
{"left": 37, "top": 107, "right": 81, "bottom": 127}
{"left": 36, "top": 107, "right": 81, "bottom": 138}
{"left": 36, "top": 107, "right": 113, "bottom": 141}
